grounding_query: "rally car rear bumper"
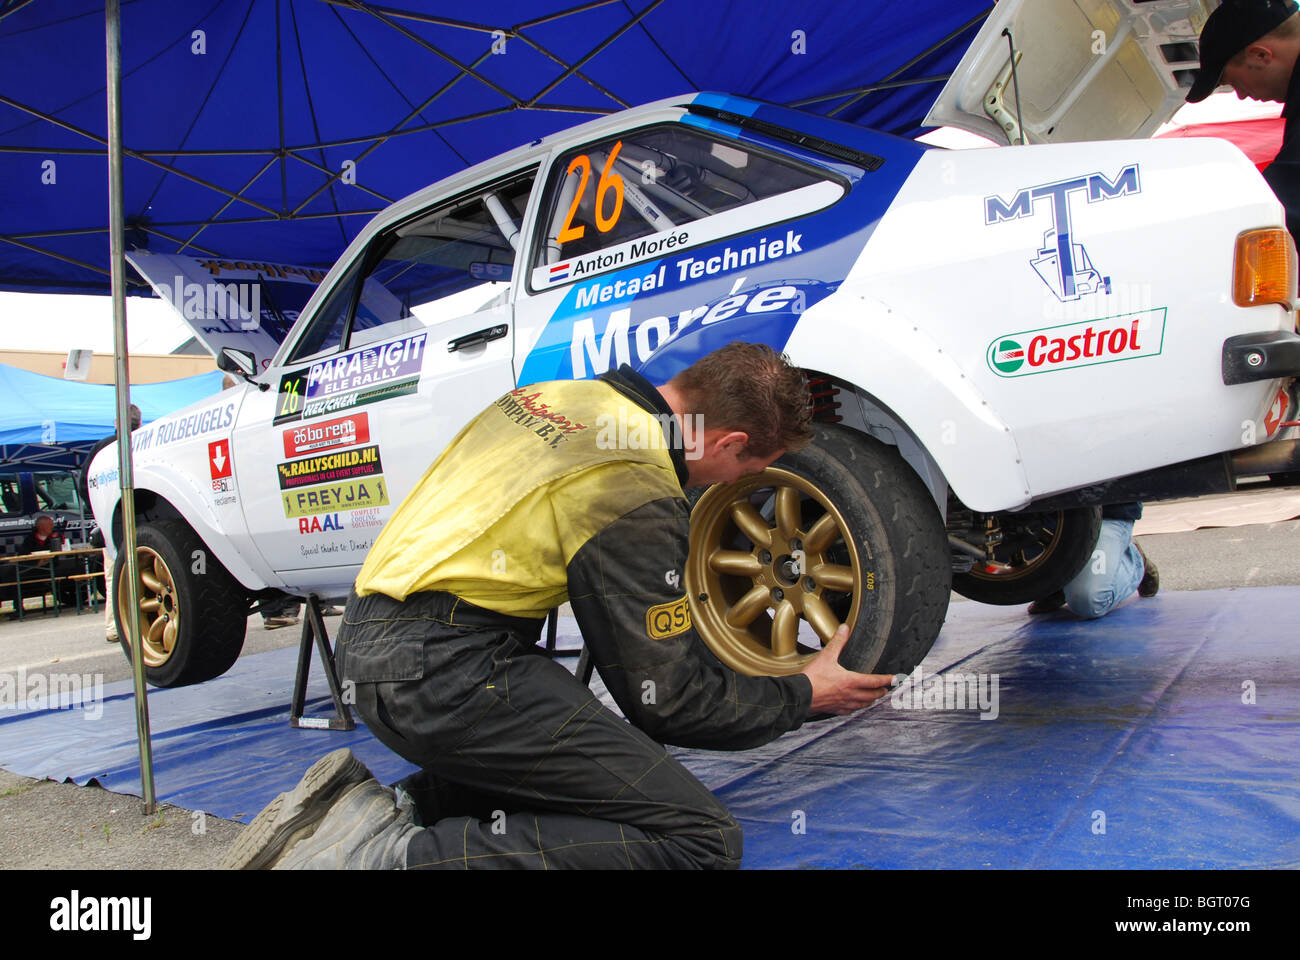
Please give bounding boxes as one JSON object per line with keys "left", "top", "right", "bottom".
{"left": 1027, "top": 436, "right": 1300, "bottom": 510}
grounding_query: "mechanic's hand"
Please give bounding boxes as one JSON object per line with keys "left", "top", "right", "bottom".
{"left": 800, "top": 624, "right": 896, "bottom": 715}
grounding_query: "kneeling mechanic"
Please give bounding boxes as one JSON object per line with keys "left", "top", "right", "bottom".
{"left": 224, "top": 342, "right": 894, "bottom": 870}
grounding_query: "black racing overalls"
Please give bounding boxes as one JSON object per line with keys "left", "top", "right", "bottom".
{"left": 336, "top": 366, "right": 812, "bottom": 869}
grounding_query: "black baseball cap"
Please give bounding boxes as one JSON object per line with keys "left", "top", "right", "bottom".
{"left": 1187, "top": 0, "right": 1300, "bottom": 102}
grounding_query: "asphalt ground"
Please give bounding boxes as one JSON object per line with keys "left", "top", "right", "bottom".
{"left": 0, "top": 606, "right": 335, "bottom": 870}
{"left": 2, "top": 488, "right": 1299, "bottom": 870}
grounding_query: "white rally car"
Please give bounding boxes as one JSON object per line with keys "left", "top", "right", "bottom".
{"left": 90, "top": 0, "right": 1300, "bottom": 686}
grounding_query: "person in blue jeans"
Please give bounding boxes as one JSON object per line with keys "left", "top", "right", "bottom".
{"left": 1028, "top": 502, "right": 1159, "bottom": 617}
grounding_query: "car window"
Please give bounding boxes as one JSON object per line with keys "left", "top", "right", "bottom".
{"left": 33, "top": 472, "right": 81, "bottom": 512}
{"left": 288, "top": 254, "right": 366, "bottom": 364}
{"left": 347, "top": 171, "right": 535, "bottom": 348}
{"left": 533, "top": 125, "right": 828, "bottom": 271}
{"left": 0, "top": 474, "right": 22, "bottom": 515}
{"left": 289, "top": 170, "right": 536, "bottom": 364}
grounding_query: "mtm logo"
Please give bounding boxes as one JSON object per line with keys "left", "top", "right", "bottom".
{"left": 985, "top": 164, "right": 1140, "bottom": 303}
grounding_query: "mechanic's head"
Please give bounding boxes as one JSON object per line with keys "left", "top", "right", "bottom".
{"left": 129, "top": 404, "right": 141, "bottom": 431}
{"left": 1188, "top": 0, "right": 1300, "bottom": 103}
{"left": 33, "top": 515, "right": 54, "bottom": 537}
{"left": 661, "top": 341, "right": 813, "bottom": 487}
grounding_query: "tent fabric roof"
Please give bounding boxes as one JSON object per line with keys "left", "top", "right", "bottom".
{"left": 0, "top": 362, "right": 227, "bottom": 469}
{"left": 0, "top": 0, "right": 992, "bottom": 295}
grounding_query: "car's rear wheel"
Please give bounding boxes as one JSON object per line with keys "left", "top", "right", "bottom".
{"left": 951, "top": 507, "right": 1101, "bottom": 606}
{"left": 686, "top": 425, "right": 950, "bottom": 677}
{"left": 113, "top": 519, "right": 248, "bottom": 687}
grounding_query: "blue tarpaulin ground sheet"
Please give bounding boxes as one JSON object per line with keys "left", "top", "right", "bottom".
{"left": 2, "top": 587, "right": 1297, "bottom": 868}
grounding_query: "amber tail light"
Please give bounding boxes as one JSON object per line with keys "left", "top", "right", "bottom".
{"left": 1233, "top": 228, "right": 1297, "bottom": 309}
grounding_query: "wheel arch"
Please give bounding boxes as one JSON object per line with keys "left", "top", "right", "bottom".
{"left": 107, "top": 486, "right": 265, "bottom": 593}
{"left": 804, "top": 370, "right": 951, "bottom": 515}
{"left": 785, "top": 294, "right": 1033, "bottom": 513}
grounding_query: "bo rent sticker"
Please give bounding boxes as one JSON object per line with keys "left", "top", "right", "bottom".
{"left": 986, "top": 308, "right": 1166, "bottom": 378}
{"left": 283, "top": 413, "right": 370, "bottom": 457}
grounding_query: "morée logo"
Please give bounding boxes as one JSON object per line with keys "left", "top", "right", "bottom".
{"left": 986, "top": 309, "right": 1166, "bottom": 378}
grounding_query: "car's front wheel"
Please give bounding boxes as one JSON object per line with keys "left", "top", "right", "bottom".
{"left": 113, "top": 519, "right": 249, "bottom": 687}
{"left": 686, "top": 425, "right": 950, "bottom": 678}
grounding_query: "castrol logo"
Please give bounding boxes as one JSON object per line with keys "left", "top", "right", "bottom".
{"left": 987, "top": 309, "right": 1166, "bottom": 378}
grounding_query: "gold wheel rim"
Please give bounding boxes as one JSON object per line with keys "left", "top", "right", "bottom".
{"left": 117, "top": 546, "right": 179, "bottom": 668}
{"left": 686, "top": 467, "right": 862, "bottom": 677}
{"left": 966, "top": 511, "right": 1064, "bottom": 581}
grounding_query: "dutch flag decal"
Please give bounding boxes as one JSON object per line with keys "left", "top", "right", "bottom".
{"left": 549, "top": 263, "right": 570, "bottom": 284}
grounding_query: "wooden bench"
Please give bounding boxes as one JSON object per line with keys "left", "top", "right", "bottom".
{"left": 4, "top": 571, "right": 58, "bottom": 619}
{"left": 66, "top": 571, "right": 105, "bottom": 614}
{"left": 1, "top": 550, "right": 104, "bottom": 620}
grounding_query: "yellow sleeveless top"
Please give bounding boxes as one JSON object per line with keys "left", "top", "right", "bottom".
{"left": 354, "top": 378, "right": 683, "bottom": 618}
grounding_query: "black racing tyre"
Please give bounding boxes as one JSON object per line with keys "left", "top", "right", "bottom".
{"left": 951, "top": 507, "right": 1102, "bottom": 606}
{"left": 113, "top": 519, "right": 249, "bottom": 687}
{"left": 686, "top": 424, "right": 951, "bottom": 678}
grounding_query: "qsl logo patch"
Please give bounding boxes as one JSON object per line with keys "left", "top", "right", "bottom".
{"left": 646, "top": 596, "right": 691, "bottom": 640}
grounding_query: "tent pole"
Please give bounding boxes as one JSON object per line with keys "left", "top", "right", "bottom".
{"left": 106, "top": 0, "right": 156, "bottom": 816}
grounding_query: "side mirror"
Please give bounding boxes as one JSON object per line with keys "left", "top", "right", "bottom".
{"left": 217, "top": 348, "right": 267, "bottom": 391}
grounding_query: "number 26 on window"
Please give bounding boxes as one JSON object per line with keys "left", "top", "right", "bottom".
{"left": 558, "top": 141, "right": 625, "bottom": 244}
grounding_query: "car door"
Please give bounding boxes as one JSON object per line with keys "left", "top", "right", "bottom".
{"left": 230, "top": 167, "right": 539, "bottom": 595}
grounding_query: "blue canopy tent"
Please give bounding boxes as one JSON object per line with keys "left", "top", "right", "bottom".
{"left": 0, "top": 362, "right": 226, "bottom": 469}
{"left": 0, "top": 0, "right": 992, "bottom": 294}
{"left": 0, "top": 0, "right": 994, "bottom": 814}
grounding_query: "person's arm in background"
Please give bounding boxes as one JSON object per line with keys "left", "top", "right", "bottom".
{"left": 1263, "top": 160, "right": 1300, "bottom": 264}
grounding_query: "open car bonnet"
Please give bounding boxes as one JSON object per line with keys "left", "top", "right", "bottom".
{"left": 925, "top": 0, "right": 1220, "bottom": 145}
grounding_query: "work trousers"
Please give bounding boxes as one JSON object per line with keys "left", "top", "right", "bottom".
{"left": 335, "top": 590, "right": 743, "bottom": 869}
{"left": 1062, "top": 519, "right": 1145, "bottom": 619}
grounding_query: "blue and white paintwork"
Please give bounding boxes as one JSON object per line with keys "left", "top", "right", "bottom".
{"left": 91, "top": 90, "right": 1296, "bottom": 599}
